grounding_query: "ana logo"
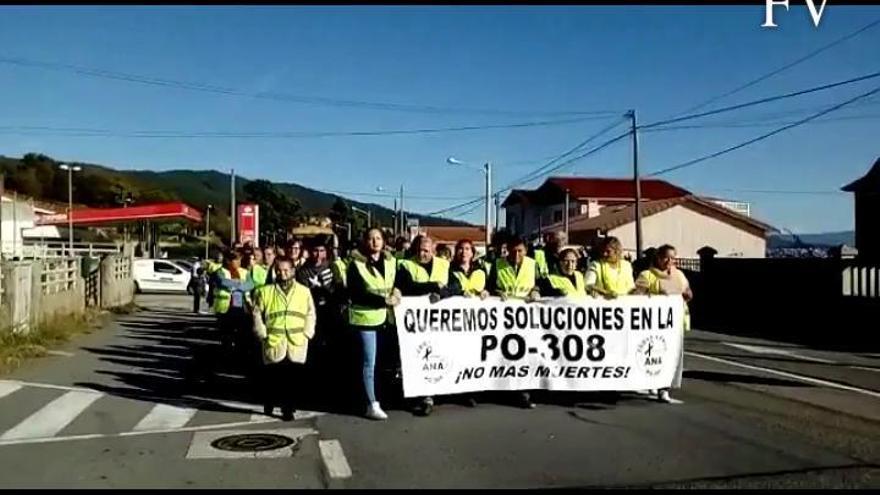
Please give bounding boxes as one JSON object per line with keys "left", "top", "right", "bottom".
{"left": 416, "top": 341, "right": 448, "bottom": 384}
{"left": 636, "top": 335, "right": 667, "bottom": 377}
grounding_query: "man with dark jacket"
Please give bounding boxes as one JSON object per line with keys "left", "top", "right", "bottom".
{"left": 296, "top": 238, "right": 337, "bottom": 393}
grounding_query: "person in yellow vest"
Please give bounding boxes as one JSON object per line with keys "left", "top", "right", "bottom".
{"left": 347, "top": 228, "right": 401, "bottom": 421}
{"left": 585, "top": 236, "right": 635, "bottom": 298}
{"left": 634, "top": 244, "right": 692, "bottom": 404}
{"left": 538, "top": 248, "right": 589, "bottom": 298}
{"left": 449, "top": 238, "right": 488, "bottom": 409}
{"left": 396, "top": 235, "right": 462, "bottom": 417}
{"left": 249, "top": 246, "right": 274, "bottom": 288}
{"left": 252, "top": 256, "right": 317, "bottom": 421}
{"left": 204, "top": 250, "right": 224, "bottom": 308}
{"left": 214, "top": 250, "right": 254, "bottom": 355}
{"left": 487, "top": 237, "right": 539, "bottom": 409}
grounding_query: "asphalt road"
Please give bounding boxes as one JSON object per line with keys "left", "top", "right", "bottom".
{"left": 0, "top": 294, "right": 877, "bottom": 488}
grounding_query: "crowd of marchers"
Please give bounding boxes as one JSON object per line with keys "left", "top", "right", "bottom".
{"left": 188, "top": 230, "right": 692, "bottom": 421}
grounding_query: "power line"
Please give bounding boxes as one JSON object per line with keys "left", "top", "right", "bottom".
{"left": 643, "top": 112, "right": 880, "bottom": 132}
{"left": 0, "top": 115, "right": 609, "bottom": 139}
{"left": 674, "top": 18, "right": 880, "bottom": 116}
{"left": 324, "top": 189, "right": 479, "bottom": 201}
{"left": 426, "top": 129, "right": 630, "bottom": 217}
{"left": 640, "top": 70, "right": 880, "bottom": 131}
{"left": 500, "top": 116, "right": 629, "bottom": 190}
{"left": 0, "top": 54, "right": 623, "bottom": 117}
{"left": 649, "top": 84, "right": 880, "bottom": 177}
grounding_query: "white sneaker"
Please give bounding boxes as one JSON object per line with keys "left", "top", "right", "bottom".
{"left": 657, "top": 390, "right": 672, "bottom": 403}
{"left": 365, "top": 401, "right": 388, "bottom": 420}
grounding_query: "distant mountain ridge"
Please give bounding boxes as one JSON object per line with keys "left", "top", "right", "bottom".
{"left": 768, "top": 230, "right": 854, "bottom": 249}
{"left": 0, "top": 153, "right": 470, "bottom": 234}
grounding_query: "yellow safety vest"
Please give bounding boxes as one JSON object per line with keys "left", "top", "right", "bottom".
{"left": 452, "top": 266, "right": 487, "bottom": 296}
{"left": 637, "top": 269, "right": 691, "bottom": 331}
{"left": 534, "top": 249, "right": 549, "bottom": 278}
{"left": 213, "top": 267, "right": 249, "bottom": 314}
{"left": 256, "top": 282, "right": 310, "bottom": 349}
{"left": 348, "top": 256, "right": 396, "bottom": 327}
{"left": 205, "top": 260, "right": 223, "bottom": 275}
{"left": 399, "top": 257, "right": 450, "bottom": 285}
{"left": 548, "top": 272, "right": 587, "bottom": 297}
{"left": 494, "top": 257, "right": 536, "bottom": 298}
{"left": 331, "top": 258, "right": 349, "bottom": 288}
{"left": 251, "top": 264, "right": 269, "bottom": 288}
{"left": 589, "top": 260, "right": 634, "bottom": 296}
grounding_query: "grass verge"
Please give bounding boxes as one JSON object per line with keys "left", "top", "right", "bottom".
{"left": 0, "top": 309, "right": 113, "bottom": 376}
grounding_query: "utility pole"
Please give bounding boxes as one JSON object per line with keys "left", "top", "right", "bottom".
{"left": 205, "top": 204, "right": 213, "bottom": 259}
{"left": 399, "top": 184, "right": 405, "bottom": 237}
{"left": 230, "top": 168, "right": 236, "bottom": 246}
{"left": 629, "top": 110, "right": 643, "bottom": 259}
{"left": 393, "top": 197, "right": 398, "bottom": 237}
{"left": 484, "top": 162, "right": 492, "bottom": 248}
{"left": 494, "top": 192, "right": 501, "bottom": 235}
{"left": 564, "top": 189, "right": 570, "bottom": 240}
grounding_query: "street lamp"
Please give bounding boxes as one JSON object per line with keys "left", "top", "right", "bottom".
{"left": 58, "top": 163, "right": 82, "bottom": 257}
{"left": 205, "top": 204, "right": 214, "bottom": 259}
{"left": 447, "top": 156, "right": 492, "bottom": 247}
{"left": 376, "top": 186, "right": 401, "bottom": 236}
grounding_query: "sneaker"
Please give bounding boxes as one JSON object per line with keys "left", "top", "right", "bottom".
{"left": 281, "top": 408, "right": 295, "bottom": 421}
{"left": 657, "top": 390, "right": 672, "bottom": 403}
{"left": 415, "top": 397, "right": 434, "bottom": 417}
{"left": 263, "top": 404, "right": 275, "bottom": 416}
{"left": 365, "top": 401, "right": 388, "bottom": 420}
{"left": 465, "top": 396, "right": 478, "bottom": 408}
{"left": 519, "top": 392, "right": 536, "bottom": 409}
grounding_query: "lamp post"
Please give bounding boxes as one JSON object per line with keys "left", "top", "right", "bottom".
{"left": 205, "top": 204, "right": 213, "bottom": 259}
{"left": 58, "top": 163, "right": 82, "bottom": 257}
{"left": 447, "top": 157, "right": 492, "bottom": 247}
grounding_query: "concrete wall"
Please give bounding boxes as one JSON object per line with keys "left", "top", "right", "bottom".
{"left": 609, "top": 205, "right": 766, "bottom": 259}
{"left": 100, "top": 255, "right": 135, "bottom": 309}
{"left": 29, "top": 261, "right": 85, "bottom": 327}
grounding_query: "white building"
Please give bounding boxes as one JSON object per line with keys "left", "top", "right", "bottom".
{"left": 1, "top": 194, "right": 62, "bottom": 257}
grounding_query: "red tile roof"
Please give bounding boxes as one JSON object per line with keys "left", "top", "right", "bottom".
{"left": 544, "top": 195, "right": 774, "bottom": 238}
{"left": 545, "top": 177, "right": 691, "bottom": 200}
{"left": 419, "top": 226, "right": 487, "bottom": 245}
{"left": 501, "top": 176, "right": 691, "bottom": 207}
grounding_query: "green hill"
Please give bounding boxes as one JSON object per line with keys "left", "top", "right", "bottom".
{"left": 0, "top": 152, "right": 469, "bottom": 241}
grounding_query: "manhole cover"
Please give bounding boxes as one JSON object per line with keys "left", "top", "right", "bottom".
{"left": 210, "top": 433, "right": 296, "bottom": 452}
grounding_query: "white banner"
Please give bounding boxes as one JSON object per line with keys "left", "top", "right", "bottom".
{"left": 394, "top": 295, "right": 684, "bottom": 397}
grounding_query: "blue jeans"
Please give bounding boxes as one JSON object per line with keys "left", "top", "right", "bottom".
{"left": 359, "top": 331, "right": 378, "bottom": 404}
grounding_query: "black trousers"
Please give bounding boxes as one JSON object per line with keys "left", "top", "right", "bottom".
{"left": 259, "top": 359, "right": 304, "bottom": 412}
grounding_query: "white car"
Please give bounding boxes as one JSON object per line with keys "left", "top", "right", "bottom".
{"left": 133, "top": 259, "right": 193, "bottom": 294}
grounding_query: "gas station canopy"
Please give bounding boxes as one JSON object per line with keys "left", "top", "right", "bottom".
{"left": 35, "top": 202, "right": 204, "bottom": 226}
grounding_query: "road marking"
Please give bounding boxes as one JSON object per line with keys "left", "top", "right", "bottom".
{"left": 0, "top": 417, "right": 280, "bottom": 447}
{"left": 0, "top": 390, "right": 102, "bottom": 441}
{"left": 0, "top": 379, "right": 89, "bottom": 393}
{"left": 319, "top": 439, "right": 353, "bottom": 480}
{"left": 0, "top": 382, "right": 22, "bottom": 399}
{"left": 723, "top": 342, "right": 836, "bottom": 364}
{"left": 686, "top": 351, "right": 880, "bottom": 400}
{"left": 133, "top": 404, "right": 198, "bottom": 431}
{"left": 46, "top": 350, "right": 75, "bottom": 357}
{"left": 850, "top": 366, "right": 880, "bottom": 373}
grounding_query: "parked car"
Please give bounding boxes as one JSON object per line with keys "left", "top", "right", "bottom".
{"left": 133, "top": 259, "right": 192, "bottom": 294}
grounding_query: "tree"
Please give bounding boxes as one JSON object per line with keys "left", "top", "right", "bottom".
{"left": 243, "top": 179, "right": 301, "bottom": 244}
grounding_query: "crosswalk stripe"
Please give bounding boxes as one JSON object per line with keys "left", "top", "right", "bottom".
{"left": 0, "top": 382, "right": 22, "bottom": 399}
{"left": 0, "top": 390, "right": 102, "bottom": 441}
{"left": 133, "top": 404, "right": 198, "bottom": 431}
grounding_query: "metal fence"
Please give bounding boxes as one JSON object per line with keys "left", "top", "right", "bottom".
{"left": 41, "top": 257, "right": 78, "bottom": 294}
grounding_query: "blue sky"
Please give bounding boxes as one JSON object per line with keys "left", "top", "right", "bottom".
{"left": 0, "top": 5, "right": 878, "bottom": 233}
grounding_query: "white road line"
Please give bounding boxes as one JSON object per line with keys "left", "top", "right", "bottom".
{"left": 0, "top": 417, "right": 279, "bottom": 448}
{"left": 686, "top": 351, "right": 880, "bottom": 400}
{"left": 0, "top": 390, "right": 102, "bottom": 441}
{"left": 133, "top": 404, "right": 198, "bottom": 431}
{"left": 0, "top": 382, "right": 22, "bottom": 399}
{"left": 0, "top": 379, "right": 90, "bottom": 393}
{"left": 668, "top": 398, "right": 685, "bottom": 405}
{"left": 319, "top": 439, "right": 353, "bottom": 480}
{"left": 46, "top": 350, "right": 75, "bottom": 357}
{"left": 723, "top": 342, "right": 836, "bottom": 364}
{"left": 850, "top": 366, "right": 880, "bottom": 373}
